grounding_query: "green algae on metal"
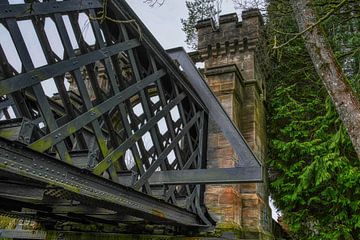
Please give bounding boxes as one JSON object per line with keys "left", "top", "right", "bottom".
{"left": 29, "top": 138, "right": 53, "bottom": 153}
{"left": 93, "top": 150, "right": 125, "bottom": 175}
{"left": 0, "top": 128, "right": 18, "bottom": 140}
{"left": 64, "top": 151, "right": 73, "bottom": 165}
{"left": 0, "top": 163, "right": 7, "bottom": 170}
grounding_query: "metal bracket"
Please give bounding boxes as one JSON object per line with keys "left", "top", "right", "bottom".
{"left": 0, "top": 118, "right": 44, "bottom": 144}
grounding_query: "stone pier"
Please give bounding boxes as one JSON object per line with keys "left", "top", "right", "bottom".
{"left": 195, "top": 9, "right": 273, "bottom": 239}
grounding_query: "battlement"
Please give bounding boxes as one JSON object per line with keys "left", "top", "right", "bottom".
{"left": 199, "top": 9, "right": 272, "bottom": 236}
{"left": 196, "top": 9, "right": 263, "bottom": 59}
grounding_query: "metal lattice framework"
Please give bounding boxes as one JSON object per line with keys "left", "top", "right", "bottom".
{"left": 0, "top": 0, "right": 262, "bottom": 230}
{"left": 0, "top": 0, "right": 213, "bottom": 227}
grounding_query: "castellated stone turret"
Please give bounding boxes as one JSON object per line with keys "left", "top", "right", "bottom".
{"left": 196, "top": 10, "right": 268, "bottom": 98}
{"left": 195, "top": 10, "right": 273, "bottom": 239}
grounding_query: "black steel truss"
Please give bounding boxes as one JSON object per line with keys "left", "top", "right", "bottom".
{"left": 0, "top": 0, "right": 213, "bottom": 227}
{"left": 167, "top": 48, "right": 262, "bottom": 169}
{"left": 0, "top": 0, "right": 262, "bottom": 229}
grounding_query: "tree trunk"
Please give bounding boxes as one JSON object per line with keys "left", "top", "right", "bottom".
{"left": 290, "top": 0, "right": 360, "bottom": 159}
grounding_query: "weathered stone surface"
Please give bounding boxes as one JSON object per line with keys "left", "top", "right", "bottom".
{"left": 195, "top": 9, "right": 273, "bottom": 239}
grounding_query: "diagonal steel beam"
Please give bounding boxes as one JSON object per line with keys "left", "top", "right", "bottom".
{"left": 133, "top": 113, "right": 201, "bottom": 190}
{"left": 92, "top": 92, "right": 186, "bottom": 176}
{"left": 0, "top": 39, "right": 140, "bottom": 96}
{"left": 167, "top": 48, "right": 262, "bottom": 170}
{"left": 28, "top": 70, "right": 165, "bottom": 153}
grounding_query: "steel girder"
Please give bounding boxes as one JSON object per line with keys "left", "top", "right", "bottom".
{"left": 0, "top": 0, "right": 262, "bottom": 228}
{"left": 0, "top": 137, "right": 202, "bottom": 226}
{"left": 0, "top": 0, "right": 213, "bottom": 227}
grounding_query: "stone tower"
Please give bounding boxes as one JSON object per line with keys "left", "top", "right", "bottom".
{"left": 195, "top": 10, "right": 273, "bottom": 238}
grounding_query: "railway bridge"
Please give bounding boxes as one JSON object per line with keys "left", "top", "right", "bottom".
{"left": 0, "top": 0, "right": 287, "bottom": 239}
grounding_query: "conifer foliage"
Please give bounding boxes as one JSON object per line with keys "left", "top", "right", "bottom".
{"left": 267, "top": 0, "right": 360, "bottom": 238}
{"left": 181, "top": 0, "right": 360, "bottom": 238}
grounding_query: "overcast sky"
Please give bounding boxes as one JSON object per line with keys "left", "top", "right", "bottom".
{"left": 126, "top": 0, "right": 238, "bottom": 51}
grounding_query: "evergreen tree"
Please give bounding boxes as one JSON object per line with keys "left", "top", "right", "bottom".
{"left": 267, "top": 0, "right": 360, "bottom": 238}
{"left": 182, "top": 0, "right": 360, "bottom": 238}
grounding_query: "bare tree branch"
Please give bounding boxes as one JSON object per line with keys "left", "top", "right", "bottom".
{"left": 273, "top": 0, "right": 348, "bottom": 49}
{"left": 143, "top": 0, "right": 165, "bottom": 7}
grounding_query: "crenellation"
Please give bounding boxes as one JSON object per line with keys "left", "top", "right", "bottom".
{"left": 195, "top": 8, "right": 273, "bottom": 239}
{"left": 197, "top": 10, "right": 263, "bottom": 63}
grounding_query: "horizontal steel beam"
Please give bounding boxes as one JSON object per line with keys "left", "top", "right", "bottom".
{"left": 0, "top": 0, "right": 102, "bottom": 19}
{"left": 0, "top": 137, "right": 205, "bottom": 227}
{"left": 148, "top": 167, "right": 263, "bottom": 185}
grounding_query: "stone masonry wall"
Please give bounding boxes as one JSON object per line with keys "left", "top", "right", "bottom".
{"left": 196, "top": 10, "right": 272, "bottom": 237}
